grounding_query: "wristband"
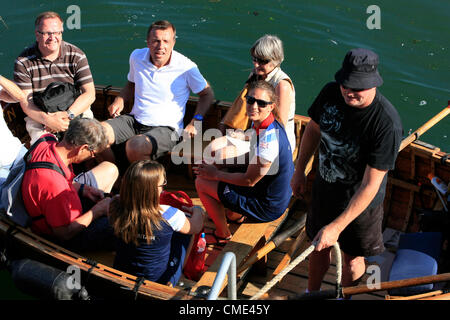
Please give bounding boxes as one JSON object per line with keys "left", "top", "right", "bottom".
{"left": 193, "top": 114, "right": 204, "bottom": 121}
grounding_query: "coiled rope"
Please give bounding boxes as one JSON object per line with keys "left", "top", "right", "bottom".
{"left": 250, "top": 242, "right": 342, "bottom": 300}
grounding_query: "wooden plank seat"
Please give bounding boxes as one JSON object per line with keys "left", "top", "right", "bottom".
{"left": 189, "top": 209, "right": 289, "bottom": 299}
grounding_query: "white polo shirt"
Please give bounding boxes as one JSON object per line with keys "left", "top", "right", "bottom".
{"left": 0, "top": 85, "right": 23, "bottom": 167}
{"left": 127, "top": 48, "right": 207, "bottom": 133}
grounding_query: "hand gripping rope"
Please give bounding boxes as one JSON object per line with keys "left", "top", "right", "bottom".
{"left": 250, "top": 242, "right": 342, "bottom": 300}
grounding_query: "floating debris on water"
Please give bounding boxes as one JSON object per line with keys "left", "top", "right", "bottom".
{"left": 330, "top": 39, "right": 338, "bottom": 45}
{"left": 419, "top": 100, "right": 427, "bottom": 106}
{"left": 0, "top": 16, "right": 8, "bottom": 29}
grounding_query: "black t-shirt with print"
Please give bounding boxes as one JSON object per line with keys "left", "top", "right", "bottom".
{"left": 308, "top": 81, "right": 403, "bottom": 212}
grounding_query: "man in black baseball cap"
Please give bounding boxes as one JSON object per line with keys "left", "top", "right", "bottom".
{"left": 291, "top": 48, "right": 403, "bottom": 295}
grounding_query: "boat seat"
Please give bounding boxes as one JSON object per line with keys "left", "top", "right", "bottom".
{"left": 388, "top": 232, "right": 443, "bottom": 296}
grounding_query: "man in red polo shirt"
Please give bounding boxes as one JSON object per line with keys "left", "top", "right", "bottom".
{"left": 22, "top": 118, "right": 118, "bottom": 251}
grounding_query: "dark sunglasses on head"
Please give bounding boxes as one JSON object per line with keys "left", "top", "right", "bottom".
{"left": 341, "top": 85, "right": 366, "bottom": 92}
{"left": 245, "top": 95, "right": 273, "bottom": 107}
{"left": 251, "top": 56, "right": 270, "bottom": 65}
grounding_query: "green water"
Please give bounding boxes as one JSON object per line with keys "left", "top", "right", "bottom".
{"left": 0, "top": 0, "right": 449, "bottom": 298}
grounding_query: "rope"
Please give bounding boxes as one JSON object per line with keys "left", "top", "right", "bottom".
{"left": 250, "top": 242, "right": 342, "bottom": 300}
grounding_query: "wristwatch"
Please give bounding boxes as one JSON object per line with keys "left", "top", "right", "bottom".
{"left": 66, "top": 110, "right": 75, "bottom": 120}
{"left": 193, "top": 114, "right": 204, "bottom": 121}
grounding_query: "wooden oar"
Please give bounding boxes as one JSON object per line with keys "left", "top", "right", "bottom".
{"left": 385, "top": 290, "right": 444, "bottom": 300}
{"left": 418, "top": 292, "right": 450, "bottom": 300}
{"left": 290, "top": 272, "right": 450, "bottom": 300}
{"left": 399, "top": 102, "right": 450, "bottom": 152}
{"left": 236, "top": 205, "right": 307, "bottom": 277}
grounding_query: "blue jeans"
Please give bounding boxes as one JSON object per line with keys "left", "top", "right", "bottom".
{"left": 0, "top": 145, "right": 27, "bottom": 192}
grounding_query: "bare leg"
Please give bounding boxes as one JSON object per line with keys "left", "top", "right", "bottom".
{"left": 90, "top": 161, "right": 119, "bottom": 193}
{"left": 195, "top": 177, "right": 231, "bottom": 239}
{"left": 126, "top": 134, "right": 153, "bottom": 162}
{"left": 308, "top": 247, "right": 332, "bottom": 291}
{"left": 99, "top": 122, "right": 117, "bottom": 163}
{"left": 203, "top": 136, "right": 248, "bottom": 166}
{"left": 342, "top": 253, "right": 366, "bottom": 287}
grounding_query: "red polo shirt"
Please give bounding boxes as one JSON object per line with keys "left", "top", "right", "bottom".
{"left": 22, "top": 134, "right": 83, "bottom": 236}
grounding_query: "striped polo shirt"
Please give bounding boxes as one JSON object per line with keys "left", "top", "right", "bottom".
{"left": 14, "top": 41, "right": 93, "bottom": 93}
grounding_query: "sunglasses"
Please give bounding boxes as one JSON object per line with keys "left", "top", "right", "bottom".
{"left": 245, "top": 95, "right": 273, "bottom": 107}
{"left": 341, "top": 85, "right": 366, "bottom": 92}
{"left": 251, "top": 56, "right": 270, "bottom": 65}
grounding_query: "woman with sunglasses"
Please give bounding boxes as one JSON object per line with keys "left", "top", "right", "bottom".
{"left": 109, "top": 160, "right": 205, "bottom": 286}
{"left": 224, "top": 34, "right": 296, "bottom": 150}
{"left": 194, "top": 81, "right": 294, "bottom": 245}
{"left": 205, "top": 35, "right": 296, "bottom": 165}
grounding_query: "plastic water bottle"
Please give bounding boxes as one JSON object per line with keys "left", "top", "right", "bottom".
{"left": 191, "top": 233, "right": 206, "bottom": 280}
{"left": 197, "top": 233, "right": 206, "bottom": 253}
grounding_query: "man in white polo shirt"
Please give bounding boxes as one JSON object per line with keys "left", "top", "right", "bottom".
{"left": 102, "top": 20, "right": 214, "bottom": 163}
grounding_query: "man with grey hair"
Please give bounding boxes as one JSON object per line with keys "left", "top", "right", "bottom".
{"left": 21, "top": 118, "right": 119, "bottom": 251}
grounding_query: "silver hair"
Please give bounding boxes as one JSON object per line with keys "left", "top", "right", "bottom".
{"left": 63, "top": 118, "right": 108, "bottom": 152}
{"left": 250, "top": 34, "right": 285, "bottom": 67}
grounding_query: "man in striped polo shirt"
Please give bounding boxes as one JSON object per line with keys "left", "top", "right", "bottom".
{"left": 14, "top": 11, "right": 95, "bottom": 144}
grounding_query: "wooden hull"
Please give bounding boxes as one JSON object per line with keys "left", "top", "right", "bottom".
{"left": 1, "top": 85, "right": 449, "bottom": 300}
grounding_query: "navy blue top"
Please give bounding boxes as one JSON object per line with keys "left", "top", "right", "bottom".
{"left": 113, "top": 206, "right": 182, "bottom": 283}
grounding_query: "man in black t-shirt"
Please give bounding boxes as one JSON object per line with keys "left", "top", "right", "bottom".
{"left": 291, "top": 48, "right": 403, "bottom": 292}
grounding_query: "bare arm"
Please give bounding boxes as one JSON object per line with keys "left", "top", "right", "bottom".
{"left": 184, "top": 83, "right": 215, "bottom": 137}
{"left": 313, "top": 165, "right": 388, "bottom": 251}
{"left": 193, "top": 156, "right": 271, "bottom": 187}
{"left": 108, "top": 81, "right": 135, "bottom": 118}
{"left": 0, "top": 75, "right": 26, "bottom": 103}
{"left": 275, "top": 79, "right": 293, "bottom": 127}
{"left": 66, "top": 81, "right": 96, "bottom": 116}
{"left": 52, "top": 197, "right": 111, "bottom": 241}
{"left": 19, "top": 88, "right": 70, "bottom": 132}
{"left": 291, "top": 119, "right": 321, "bottom": 197}
{"left": 178, "top": 206, "right": 205, "bottom": 235}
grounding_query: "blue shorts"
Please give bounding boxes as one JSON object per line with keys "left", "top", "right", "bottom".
{"left": 217, "top": 181, "right": 274, "bottom": 222}
{"left": 74, "top": 170, "right": 99, "bottom": 212}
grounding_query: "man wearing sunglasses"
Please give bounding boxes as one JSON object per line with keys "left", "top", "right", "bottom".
{"left": 14, "top": 11, "right": 95, "bottom": 144}
{"left": 291, "top": 48, "right": 403, "bottom": 294}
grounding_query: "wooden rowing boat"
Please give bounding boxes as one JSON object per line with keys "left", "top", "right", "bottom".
{"left": 0, "top": 86, "right": 449, "bottom": 300}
